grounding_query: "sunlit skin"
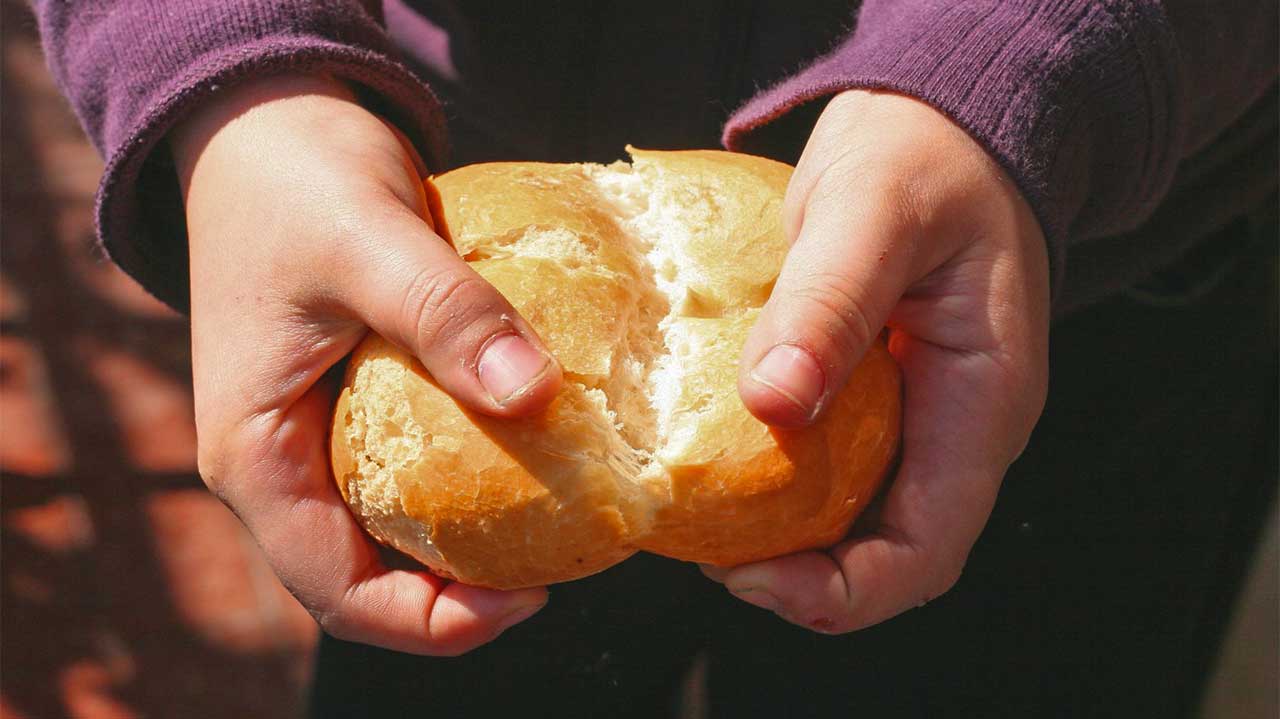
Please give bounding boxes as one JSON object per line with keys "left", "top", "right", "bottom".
{"left": 714, "top": 89, "right": 1049, "bottom": 633}
{"left": 174, "top": 74, "right": 562, "bottom": 656}
{"left": 175, "top": 73, "right": 1048, "bottom": 651}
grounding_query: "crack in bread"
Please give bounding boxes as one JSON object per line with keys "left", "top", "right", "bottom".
{"left": 330, "top": 148, "right": 902, "bottom": 589}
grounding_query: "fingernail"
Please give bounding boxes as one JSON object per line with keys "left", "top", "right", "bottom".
{"left": 496, "top": 600, "right": 546, "bottom": 633}
{"left": 749, "top": 344, "right": 825, "bottom": 417}
{"left": 727, "top": 586, "right": 781, "bottom": 613}
{"left": 478, "top": 334, "right": 551, "bottom": 405}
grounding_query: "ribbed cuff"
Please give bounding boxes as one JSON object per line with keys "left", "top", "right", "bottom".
{"left": 724, "top": 0, "right": 1181, "bottom": 307}
{"left": 95, "top": 38, "right": 445, "bottom": 313}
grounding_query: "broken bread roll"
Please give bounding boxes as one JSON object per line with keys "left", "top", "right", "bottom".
{"left": 329, "top": 148, "right": 901, "bottom": 590}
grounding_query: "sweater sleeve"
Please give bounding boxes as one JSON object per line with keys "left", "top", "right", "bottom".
{"left": 34, "top": 0, "right": 448, "bottom": 312}
{"left": 723, "top": 0, "right": 1278, "bottom": 308}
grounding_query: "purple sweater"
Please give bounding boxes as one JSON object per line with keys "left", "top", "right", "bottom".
{"left": 34, "top": 1, "right": 1278, "bottom": 317}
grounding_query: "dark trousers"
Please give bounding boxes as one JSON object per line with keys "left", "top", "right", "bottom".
{"left": 308, "top": 216, "right": 1277, "bottom": 718}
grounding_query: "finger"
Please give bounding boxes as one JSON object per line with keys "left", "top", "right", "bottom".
{"left": 332, "top": 567, "right": 548, "bottom": 656}
{"left": 339, "top": 204, "right": 562, "bottom": 417}
{"left": 719, "top": 469, "right": 993, "bottom": 634}
{"left": 720, "top": 330, "right": 1036, "bottom": 633}
{"left": 217, "top": 378, "right": 547, "bottom": 655}
{"left": 698, "top": 564, "right": 729, "bottom": 583}
{"left": 719, "top": 500, "right": 985, "bottom": 636}
{"left": 719, "top": 551, "right": 852, "bottom": 632}
{"left": 717, "top": 474, "right": 995, "bottom": 635}
{"left": 739, "top": 169, "right": 926, "bottom": 427}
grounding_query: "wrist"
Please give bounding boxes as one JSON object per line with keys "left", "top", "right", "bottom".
{"left": 169, "top": 72, "right": 357, "bottom": 188}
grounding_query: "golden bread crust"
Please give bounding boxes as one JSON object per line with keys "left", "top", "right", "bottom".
{"left": 636, "top": 337, "right": 900, "bottom": 565}
{"left": 330, "top": 148, "right": 901, "bottom": 589}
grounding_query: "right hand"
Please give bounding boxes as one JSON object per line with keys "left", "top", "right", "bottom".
{"left": 172, "top": 73, "right": 562, "bottom": 655}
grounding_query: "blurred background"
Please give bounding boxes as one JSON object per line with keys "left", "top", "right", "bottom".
{"left": 2, "top": 2, "right": 317, "bottom": 717}
{"left": 0, "top": 0, "right": 1274, "bottom": 716}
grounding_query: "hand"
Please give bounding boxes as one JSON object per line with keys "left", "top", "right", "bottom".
{"left": 173, "top": 74, "right": 562, "bottom": 655}
{"left": 707, "top": 90, "right": 1050, "bottom": 633}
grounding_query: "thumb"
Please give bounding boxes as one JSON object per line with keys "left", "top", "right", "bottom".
{"left": 340, "top": 204, "right": 562, "bottom": 417}
{"left": 739, "top": 179, "right": 922, "bottom": 427}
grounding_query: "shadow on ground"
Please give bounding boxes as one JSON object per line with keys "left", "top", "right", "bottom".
{"left": 1, "top": 3, "right": 317, "bottom": 716}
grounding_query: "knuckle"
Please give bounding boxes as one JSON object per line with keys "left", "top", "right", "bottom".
{"left": 312, "top": 584, "right": 359, "bottom": 640}
{"left": 193, "top": 414, "right": 233, "bottom": 501}
{"left": 977, "top": 348, "right": 1049, "bottom": 460}
{"left": 326, "top": 190, "right": 417, "bottom": 266}
{"left": 311, "top": 605, "right": 351, "bottom": 640}
{"left": 879, "top": 174, "right": 929, "bottom": 237}
{"left": 926, "top": 557, "right": 968, "bottom": 604}
{"left": 193, "top": 411, "right": 290, "bottom": 506}
{"left": 935, "top": 567, "right": 963, "bottom": 598}
{"left": 808, "top": 152, "right": 887, "bottom": 212}
{"left": 269, "top": 198, "right": 371, "bottom": 280}
{"left": 791, "top": 273, "right": 876, "bottom": 357}
{"left": 195, "top": 444, "right": 228, "bottom": 500}
{"left": 811, "top": 144, "right": 932, "bottom": 246}
{"left": 313, "top": 572, "right": 383, "bottom": 642}
{"left": 897, "top": 535, "right": 969, "bottom": 611}
{"left": 400, "top": 266, "right": 500, "bottom": 352}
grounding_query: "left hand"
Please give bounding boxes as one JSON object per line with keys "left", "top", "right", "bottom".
{"left": 172, "top": 74, "right": 559, "bottom": 655}
{"left": 703, "top": 90, "right": 1050, "bottom": 633}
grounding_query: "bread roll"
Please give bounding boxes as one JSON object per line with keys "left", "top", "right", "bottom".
{"left": 330, "top": 148, "right": 901, "bottom": 589}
